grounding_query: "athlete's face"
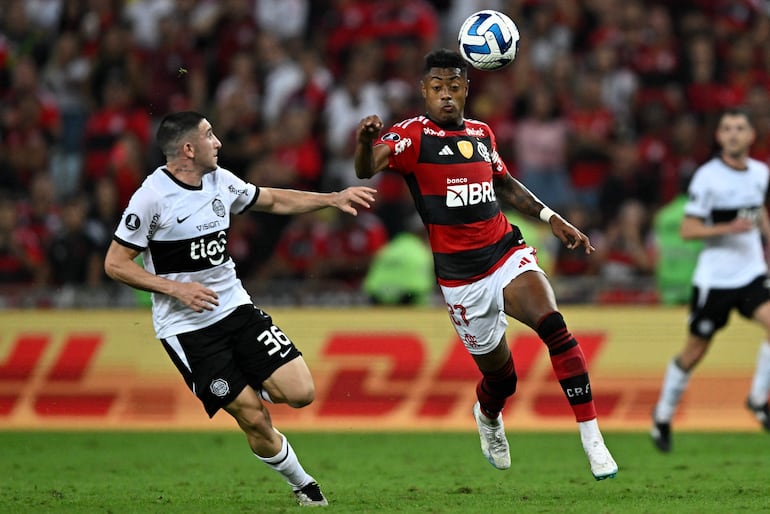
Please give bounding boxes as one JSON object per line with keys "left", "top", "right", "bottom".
{"left": 716, "top": 113, "right": 755, "bottom": 160}
{"left": 191, "top": 119, "right": 222, "bottom": 173}
{"left": 421, "top": 67, "right": 468, "bottom": 125}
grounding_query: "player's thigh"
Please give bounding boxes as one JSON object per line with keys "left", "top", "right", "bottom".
{"left": 503, "top": 270, "right": 557, "bottom": 329}
{"left": 262, "top": 355, "right": 315, "bottom": 405}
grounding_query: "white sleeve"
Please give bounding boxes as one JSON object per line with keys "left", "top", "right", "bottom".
{"left": 217, "top": 168, "right": 259, "bottom": 214}
{"left": 113, "top": 187, "right": 162, "bottom": 250}
{"left": 683, "top": 170, "right": 710, "bottom": 219}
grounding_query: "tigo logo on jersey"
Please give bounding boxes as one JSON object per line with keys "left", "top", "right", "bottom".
{"left": 446, "top": 180, "right": 496, "bottom": 207}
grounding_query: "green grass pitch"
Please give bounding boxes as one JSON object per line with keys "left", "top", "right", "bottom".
{"left": 0, "top": 430, "right": 767, "bottom": 513}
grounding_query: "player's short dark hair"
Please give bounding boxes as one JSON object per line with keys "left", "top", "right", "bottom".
{"left": 156, "top": 111, "right": 206, "bottom": 157}
{"left": 720, "top": 106, "right": 754, "bottom": 127}
{"left": 424, "top": 49, "right": 467, "bottom": 75}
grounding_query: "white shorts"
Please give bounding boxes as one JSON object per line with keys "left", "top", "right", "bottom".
{"left": 440, "top": 246, "right": 544, "bottom": 355}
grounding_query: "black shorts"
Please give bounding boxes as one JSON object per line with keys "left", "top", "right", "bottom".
{"left": 688, "top": 275, "right": 770, "bottom": 339}
{"left": 160, "top": 304, "right": 302, "bottom": 417}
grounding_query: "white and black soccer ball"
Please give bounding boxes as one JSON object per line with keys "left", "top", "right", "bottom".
{"left": 458, "top": 10, "right": 520, "bottom": 71}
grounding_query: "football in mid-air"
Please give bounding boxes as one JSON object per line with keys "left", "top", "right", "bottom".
{"left": 458, "top": 10, "right": 520, "bottom": 71}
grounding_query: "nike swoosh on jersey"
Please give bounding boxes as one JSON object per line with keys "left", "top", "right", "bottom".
{"left": 176, "top": 213, "right": 194, "bottom": 223}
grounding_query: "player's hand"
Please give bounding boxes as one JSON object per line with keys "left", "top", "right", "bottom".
{"left": 550, "top": 216, "right": 595, "bottom": 254}
{"left": 173, "top": 281, "right": 219, "bottom": 312}
{"left": 333, "top": 186, "right": 378, "bottom": 216}
{"left": 357, "top": 115, "right": 383, "bottom": 143}
{"left": 728, "top": 218, "right": 755, "bottom": 234}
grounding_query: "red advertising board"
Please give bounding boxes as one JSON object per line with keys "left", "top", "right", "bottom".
{"left": 0, "top": 307, "right": 764, "bottom": 431}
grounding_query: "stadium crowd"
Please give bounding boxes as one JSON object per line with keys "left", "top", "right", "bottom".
{"left": 1, "top": 0, "right": 770, "bottom": 307}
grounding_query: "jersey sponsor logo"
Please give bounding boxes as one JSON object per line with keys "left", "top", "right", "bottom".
{"left": 395, "top": 137, "right": 412, "bottom": 155}
{"left": 125, "top": 213, "right": 141, "bottom": 231}
{"left": 445, "top": 180, "right": 496, "bottom": 207}
{"left": 423, "top": 127, "right": 446, "bottom": 137}
{"left": 191, "top": 230, "right": 228, "bottom": 265}
{"left": 196, "top": 220, "right": 222, "bottom": 232}
{"left": 382, "top": 132, "right": 401, "bottom": 141}
{"left": 147, "top": 213, "right": 160, "bottom": 239}
{"left": 438, "top": 145, "right": 454, "bottom": 156}
{"left": 457, "top": 140, "right": 473, "bottom": 159}
{"left": 466, "top": 126, "right": 485, "bottom": 137}
{"left": 209, "top": 378, "right": 230, "bottom": 397}
{"left": 227, "top": 185, "right": 248, "bottom": 197}
{"left": 176, "top": 213, "right": 193, "bottom": 223}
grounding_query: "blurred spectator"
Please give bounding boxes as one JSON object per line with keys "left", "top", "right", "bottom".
{"left": 551, "top": 203, "right": 599, "bottom": 278}
{"left": 593, "top": 199, "right": 657, "bottom": 303}
{"left": 204, "top": 0, "right": 260, "bottom": 81}
{"left": 123, "top": 0, "right": 176, "bottom": 50}
{"left": 42, "top": 30, "right": 91, "bottom": 199}
{"left": 565, "top": 70, "right": 615, "bottom": 210}
{"left": 108, "top": 133, "right": 146, "bottom": 209}
{"left": 597, "top": 138, "right": 660, "bottom": 223}
{"left": 17, "top": 173, "right": 62, "bottom": 248}
{"left": 88, "top": 22, "right": 142, "bottom": 107}
{"left": 1, "top": 0, "right": 51, "bottom": 66}
{"left": 652, "top": 187, "right": 703, "bottom": 305}
{"left": 84, "top": 177, "right": 122, "bottom": 255}
{"left": 137, "top": 12, "right": 206, "bottom": 117}
{"left": 0, "top": 191, "right": 46, "bottom": 286}
{"left": 82, "top": 70, "right": 150, "bottom": 187}
{"left": 1, "top": 55, "right": 61, "bottom": 189}
{"left": 45, "top": 193, "right": 103, "bottom": 287}
{"left": 313, "top": 209, "right": 388, "bottom": 290}
{"left": 513, "top": 85, "right": 573, "bottom": 212}
{"left": 254, "top": 0, "right": 309, "bottom": 42}
{"left": 322, "top": 41, "right": 388, "bottom": 190}
{"left": 363, "top": 215, "right": 434, "bottom": 306}
{"left": 256, "top": 211, "right": 330, "bottom": 293}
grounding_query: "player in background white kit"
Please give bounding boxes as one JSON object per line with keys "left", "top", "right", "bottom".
{"left": 652, "top": 108, "right": 770, "bottom": 452}
{"left": 105, "top": 111, "right": 376, "bottom": 506}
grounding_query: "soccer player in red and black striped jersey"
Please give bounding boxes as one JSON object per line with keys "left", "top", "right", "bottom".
{"left": 354, "top": 49, "right": 618, "bottom": 480}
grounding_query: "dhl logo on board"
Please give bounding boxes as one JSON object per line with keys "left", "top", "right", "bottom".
{"left": 0, "top": 308, "right": 763, "bottom": 430}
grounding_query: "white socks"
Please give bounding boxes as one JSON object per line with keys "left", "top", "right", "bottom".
{"left": 654, "top": 359, "right": 690, "bottom": 423}
{"left": 578, "top": 418, "right": 603, "bottom": 447}
{"left": 256, "top": 432, "right": 313, "bottom": 490}
{"left": 749, "top": 341, "right": 770, "bottom": 407}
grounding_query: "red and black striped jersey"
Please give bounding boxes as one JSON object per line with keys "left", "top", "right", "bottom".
{"left": 376, "top": 115, "right": 524, "bottom": 286}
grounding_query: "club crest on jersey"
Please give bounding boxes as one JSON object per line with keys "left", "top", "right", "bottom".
{"left": 457, "top": 140, "right": 474, "bottom": 159}
{"left": 477, "top": 141, "right": 491, "bottom": 162}
{"left": 124, "top": 213, "right": 140, "bottom": 231}
{"left": 446, "top": 180, "right": 496, "bottom": 207}
{"left": 212, "top": 198, "right": 226, "bottom": 217}
{"left": 209, "top": 378, "right": 230, "bottom": 397}
{"left": 382, "top": 132, "right": 400, "bottom": 141}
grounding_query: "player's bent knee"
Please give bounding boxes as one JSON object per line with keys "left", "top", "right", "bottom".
{"left": 286, "top": 383, "right": 315, "bottom": 408}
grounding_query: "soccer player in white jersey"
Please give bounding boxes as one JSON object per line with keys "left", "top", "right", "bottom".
{"left": 652, "top": 108, "right": 770, "bottom": 452}
{"left": 104, "top": 111, "right": 376, "bottom": 506}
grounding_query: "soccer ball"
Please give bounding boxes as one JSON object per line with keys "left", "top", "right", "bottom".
{"left": 458, "top": 10, "right": 520, "bottom": 71}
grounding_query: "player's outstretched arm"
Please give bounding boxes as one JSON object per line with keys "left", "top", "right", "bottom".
{"left": 252, "top": 186, "right": 377, "bottom": 216}
{"left": 494, "top": 173, "right": 594, "bottom": 254}
{"left": 104, "top": 241, "right": 219, "bottom": 312}
{"left": 354, "top": 115, "right": 391, "bottom": 179}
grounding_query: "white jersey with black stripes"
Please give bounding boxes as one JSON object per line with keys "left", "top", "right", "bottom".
{"left": 113, "top": 166, "right": 259, "bottom": 338}
{"left": 685, "top": 156, "right": 769, "bottom": 289}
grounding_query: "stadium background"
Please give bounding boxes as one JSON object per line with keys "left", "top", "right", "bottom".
{"left": 1, "top": 0, "right": 769, "bottom": 431}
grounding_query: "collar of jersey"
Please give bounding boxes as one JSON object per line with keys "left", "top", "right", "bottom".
{"left": 163, "top": 168, "right": 204, "bottom": 190}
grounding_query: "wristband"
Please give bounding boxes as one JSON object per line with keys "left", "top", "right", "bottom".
{"left": 539, "top": 207, "right": 556, "bottom": 223}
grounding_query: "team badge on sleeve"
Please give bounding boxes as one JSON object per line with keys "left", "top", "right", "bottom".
{"left": 125, "top": 213, "right": 141, "bottom": 231}
{"left": 382, "top": 132, "right": 401, "bottom": 141}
